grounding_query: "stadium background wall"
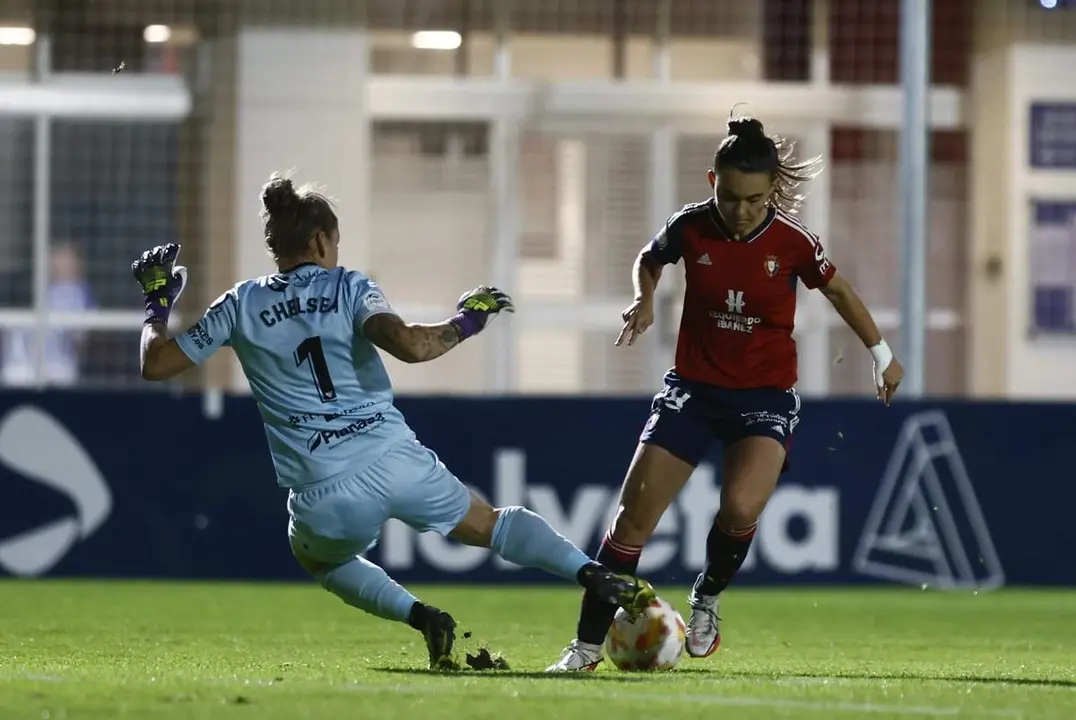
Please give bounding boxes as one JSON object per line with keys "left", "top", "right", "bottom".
{"left": 1, "top": 393, "right": 1072, "bottom": 589}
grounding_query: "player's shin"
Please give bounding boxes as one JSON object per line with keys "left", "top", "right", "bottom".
{"left": 693, "top": 515, "right": 757, "bottom": 596}
{"left": 576, "top": 531, "right": 643, "bottom": 645}
{"left": 316, "top": 555, "right": 419, "bottom": 623}
{"left": 489, "top": 505, "right": 592, "bottom": 580}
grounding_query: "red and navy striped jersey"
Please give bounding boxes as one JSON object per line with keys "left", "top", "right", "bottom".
{"left": 645, "top": 198, "right": 836, "bottom": 390}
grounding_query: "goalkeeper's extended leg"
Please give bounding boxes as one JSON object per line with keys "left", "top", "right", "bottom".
{"left": 449, "top": 502, "right": 655, "bottom": 616}
{"left": 388, "top": 439, "right": 654, "bottom": 659}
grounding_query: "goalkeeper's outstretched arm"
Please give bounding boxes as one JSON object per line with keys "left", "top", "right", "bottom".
{"left": 362, "top": 313, "right": 461, "bottom": 364}
{"left": 361, "top": 285, "right": 515, "bottom": 364}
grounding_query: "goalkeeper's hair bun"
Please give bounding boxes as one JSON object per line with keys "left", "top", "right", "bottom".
{"left": 259, "top": 171, "right": 339, "bottom": 263}
{"left": 261, "top": 174, "right": 300, "bottom": 219}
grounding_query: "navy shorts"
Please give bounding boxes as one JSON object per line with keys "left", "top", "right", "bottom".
{"left": 639, "top": 371, "right": 801, "bottom": 469}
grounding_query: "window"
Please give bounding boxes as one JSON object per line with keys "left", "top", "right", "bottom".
{"left": 1029, "top": 201, "right": 1076, "bottom": 335}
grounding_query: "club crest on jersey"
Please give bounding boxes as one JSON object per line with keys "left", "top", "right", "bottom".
{"left": 764, "top": 255, "right": 780, "bottom": 278}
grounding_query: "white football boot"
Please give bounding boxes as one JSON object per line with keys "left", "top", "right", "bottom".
{"left": 545, "top": 639, "right": 604, "bottom": 672}
{"left": 685, "top": 590, "right": 721, "bottom": 658}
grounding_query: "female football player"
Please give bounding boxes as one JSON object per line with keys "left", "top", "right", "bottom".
{"left": 131, "top": 173, "right": 654, "bottom": 671}
{"left": 548, "top": 112, "right": 903, "bottom": 672}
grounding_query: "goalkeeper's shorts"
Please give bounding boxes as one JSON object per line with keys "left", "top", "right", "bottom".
{"left": 286, "top": 438, "right": 472, "bottom": 565}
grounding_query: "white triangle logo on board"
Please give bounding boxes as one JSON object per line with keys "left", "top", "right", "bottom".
{"left": 853, "top": 410, "right": 1004, "bottom": 591}
{"left": 0, "top": 406, "right": 112, "bottom": 576}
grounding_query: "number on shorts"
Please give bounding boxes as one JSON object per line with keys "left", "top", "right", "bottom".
{"left": 661, "top": 386, "right": 691, "bottom": 412}
{"left": 295, "top": 336, "right": 337, "bottom": 402}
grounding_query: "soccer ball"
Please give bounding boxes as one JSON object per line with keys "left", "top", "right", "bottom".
{"left": 604, "top": 596, "right": 686, "bottom": 671}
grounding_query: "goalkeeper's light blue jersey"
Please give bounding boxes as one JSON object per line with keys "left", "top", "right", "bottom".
{"left": 175, "top": 263, "right": 414, "bottom": 489}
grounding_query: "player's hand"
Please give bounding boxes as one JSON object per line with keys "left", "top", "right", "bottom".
{"left": 132, "top": 243, "right": 188, "bottom": 325}
{"left": 878, "top": 357, "right": 904, "bottom": 406}
{"left": 615, "top": 297, "right": 654, "bottom": 347}
{"left": 450, "top": 285, "right": 515, "bottom": 341}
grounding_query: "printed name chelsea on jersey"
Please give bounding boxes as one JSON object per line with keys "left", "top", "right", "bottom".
{"left": 259, "top": 295, "right": 340, "bottom": 328}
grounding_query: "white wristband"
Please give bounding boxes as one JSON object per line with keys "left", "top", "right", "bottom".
{"left": 868, "top": 339, "right": 893, "bottom": 387}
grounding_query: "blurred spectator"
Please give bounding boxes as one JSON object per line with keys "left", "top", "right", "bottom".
{"left": 1, "top": 243, "right": 95, "bottom": 387}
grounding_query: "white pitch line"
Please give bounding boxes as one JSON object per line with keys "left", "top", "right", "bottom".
{"left": 1, "top": 672, "right": 1028, "bottom": 719}
{"left": 344, "top": 681, "right": 1026, "bottom": 719}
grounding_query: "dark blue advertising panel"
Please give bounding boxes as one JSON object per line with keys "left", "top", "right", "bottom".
{"left": 1, "top": 392, "right": 1074, "bottom": 589}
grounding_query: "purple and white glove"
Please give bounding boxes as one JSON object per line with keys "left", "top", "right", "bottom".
{"left": 449, "top": 286, "right": 515, "bottom": 341}
{"left": 131, "top": 243, "right": 188, "bottom": 325}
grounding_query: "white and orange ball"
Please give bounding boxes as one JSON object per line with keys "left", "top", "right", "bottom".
{"left": 604, "top": 596, "right": 686, "bottom": 671}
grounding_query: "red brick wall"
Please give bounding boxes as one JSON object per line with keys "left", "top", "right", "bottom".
{"left": 828, "top": 0, "right": 971, "bottom": 85}
{"left": 763, "top": 0, "right": 971, "bottom": 86}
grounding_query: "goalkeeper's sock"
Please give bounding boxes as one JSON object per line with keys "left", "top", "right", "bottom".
{"left": 576, "top": 532, "right": 642, "bottom": 645}
{"left": 692, "top": 516, "right": 757, "bottom": 597}
{"left": 489, "top": 506, "right": 591, "bottom": 580}
{"left": 316, "top": 555, "right": 419, "bottom": 623}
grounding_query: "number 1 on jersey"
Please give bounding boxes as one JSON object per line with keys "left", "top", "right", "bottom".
{"left": 295, "top": 336, "right": 337, "bottom": 402}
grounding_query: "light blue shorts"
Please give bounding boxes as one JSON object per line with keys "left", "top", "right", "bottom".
{"left": 287, "top": 438, "right": 472, "bottom": 566}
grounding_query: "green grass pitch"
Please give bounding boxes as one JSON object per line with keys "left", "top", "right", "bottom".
{"left": 2, "top": 581, "right": 1074, "bottom": 719}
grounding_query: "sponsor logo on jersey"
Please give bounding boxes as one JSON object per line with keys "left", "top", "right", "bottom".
{"left": 185, "top": 324, "right": 214, "bottom": 350}
{"left": 363, "top": 292, "right": 390, "bottom": 312}
{"left": 288, "top": 402, "right": 378, "bottom": 428}
{"left": 706, "top": 289, "right": 763, "bottom": 333}
{"left": 306, "top": 412, "right": 386, "bottom": 453}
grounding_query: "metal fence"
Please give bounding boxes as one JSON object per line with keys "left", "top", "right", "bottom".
{"left": 0, "top": 0, "right": 1066, "bottom": 396}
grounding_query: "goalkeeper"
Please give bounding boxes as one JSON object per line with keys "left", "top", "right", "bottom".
{"left": 131, "top": 173, "right": 655, "bottom": 670}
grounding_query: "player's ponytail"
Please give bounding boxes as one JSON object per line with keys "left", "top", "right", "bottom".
{"left": 714, "top": 106, "right": 823, "bottom": 214}
{"left": 260, "top": 172, "right": 339, "bottom": 263}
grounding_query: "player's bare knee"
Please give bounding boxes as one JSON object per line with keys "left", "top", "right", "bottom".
{"left": 449, "top": 496, "right": 498, "bottom": 548}
{"left": 716, "top": 503, "right": 761, "bottom": 532}
{"left": 722, "top": 476, "right": 777, "bottom": 527}
{"left": 717, "top": 483, "right": 767, "bottom": 529}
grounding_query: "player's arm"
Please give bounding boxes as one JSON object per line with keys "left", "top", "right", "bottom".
{"left": 797, "top": 234, "right": 903, "bottom": 403}
{"left": 363, "top": 314, "right": 462, "bottom": 364}
{"left": 617, "top": 217, "right": 683, "bottom": 346}
{"left": 635, "top": 218, "right": 683, "bottom": 301}
{"left": 818, "top": 273, "right": 883, "bottom": 349}
{"left": 354, "top": 278, "right": 514, "bottom": 364}
{"left": 633, "top": 248, "right": 665, "bottom": 303}
{"left": 140, "top": 324, "right": 195, "bottom": 381}
{"left": 142, "top": 293, "right": 237, "bottom": 381}
{"left": 131, "top": 243, "right": 237, "bottom": 381}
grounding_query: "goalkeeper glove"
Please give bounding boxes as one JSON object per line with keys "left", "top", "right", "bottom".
{"left": 449, "top": 285, "right": 515, "bottom": 341}
{"left": 132, "top": 243, "right": 188, "bottom": 326}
